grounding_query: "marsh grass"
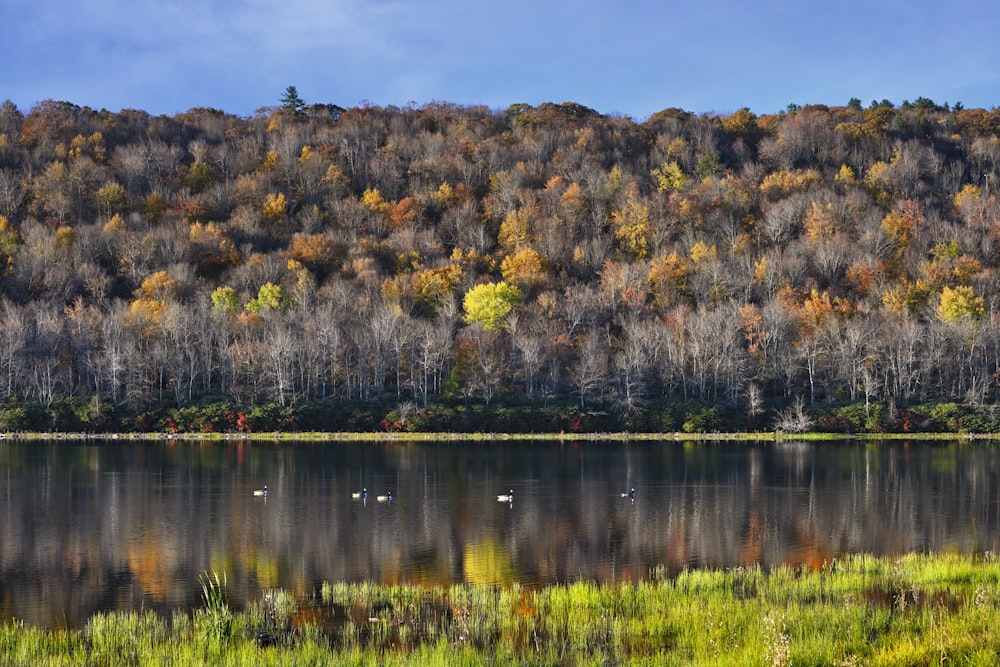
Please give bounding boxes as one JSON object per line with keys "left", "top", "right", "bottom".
{"left": 6, "top": 553, "right": 1000, "bottom": 664}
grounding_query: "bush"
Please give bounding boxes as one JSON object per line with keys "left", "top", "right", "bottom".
{"left": 680, "top": 403, "right": 734, "bottom": 433}
{"left": 815, "top": 403, "right": 876, "bottom": 433}
{"left": 0, "top": 400, "right": 48, "bottom": 431}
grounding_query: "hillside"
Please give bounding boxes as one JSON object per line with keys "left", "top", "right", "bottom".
{"left": 1, "top": 96, "right": 1000, "bottom": 433}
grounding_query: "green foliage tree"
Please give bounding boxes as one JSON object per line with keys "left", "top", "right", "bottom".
{"left": 694, "top": 148, "right": 721, "bottom": 180}
{"left": 280, "top": 86, "right": 305, "bottom": 113}
{"left": 246, "top": 282, "right": 291, "bottom": 314}
{"left": 211, "top": 286, "right": 240, "bottom": 315}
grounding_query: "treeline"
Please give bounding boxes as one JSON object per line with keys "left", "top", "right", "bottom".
{"left": 2, "top": 95, "right": 1000, "bottom": 433}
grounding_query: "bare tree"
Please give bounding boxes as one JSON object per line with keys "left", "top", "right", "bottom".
{"left": 772, "top": 395, "right": 814, "bottom": 433}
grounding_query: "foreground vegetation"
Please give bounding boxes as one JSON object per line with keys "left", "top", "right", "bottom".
{"left": 6, "top": 553, "right": 1000, "bottom": 665}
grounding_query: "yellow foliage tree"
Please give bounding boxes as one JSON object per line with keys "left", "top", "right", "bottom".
{"left": 361, "top": 187, "right": 390, "bottom": 214}
{"left": 261, "top": 192, "right": 288, "bottom": 223}
{"left": 55, "top": 225, "right": 76, "bottom": 250}
{"left": 953, "top": 183, "right": 982, "bottom": 210}
{"left": 720, "top": 108, "right": 760, "bottom": 142}
{"left": 127, "top": 271, "right": 178, "bottom": 334}
{"left": 137, "top": 270, "right": 178, "bottom": 301}
{"left": 651, "top": 161, "right": 686, "bottom": 192}
{"left": 864, "top": 160, "right": 897, "bottom": 203}
{"left": 759, "top": 168, "right": 822, "bottom": 199}
{"left": 610, "top": 183, "right": 649, "bottom": 259}
{"left": 689, "top": 241, "right": 717, "bottom": 266}
{"left": 127, "top": 298, "right": 168, "bottom": 334}
{"left": 432, "top": 182, "right": 456, "bottom": 209}
{"left": 0, "top": 215, "right": 19, "bottom": 274}
{"left": 834, "top": 164, "right": 858, "bottom": 187}
{"left": 647, "top": 251, "right": 691, "bottom": 308}
{"left": 257, "top": 151, "right": 278, "bottom": 173}
{"left": 463, "top": 281, "right": 523, "bottom": 330}
{"left": 937, "top": 285, "right": 985, "bottom": 325}
{"left": 95, "top": 181, "right": 127, "bottom": 217}
{"left": 559, "top": 181, "right": 589, "bottom": 222}
{"left": 102, "top": 213, "right": 127, "bottom": 234}
{"left": 881, "top": 201, "right": 922, "bottom": 263}
{"left": 500, "top": 247, "right": 547, "bottom": 293}
{"left": 497, "top": 208, "right": 533, "bottom": 251}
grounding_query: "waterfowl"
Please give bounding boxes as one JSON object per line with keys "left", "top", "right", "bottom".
{"left": 497, "top": 489, "right": 514, "bottom": 502}
{"left": 352, "top": 488, "right": 368, "bottom": 500}
{"left": 254, "top": 486, "right": 268, "bottom": 497}
{"left": 376, "top": 491, "right": 392, "bottom": 502}
{"left": 621, "top": 487, "right": 635, "bottom": 500}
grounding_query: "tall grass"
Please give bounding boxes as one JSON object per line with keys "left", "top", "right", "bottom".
{"left": 6, "top": 553, "right": 1000, "bottom": 664}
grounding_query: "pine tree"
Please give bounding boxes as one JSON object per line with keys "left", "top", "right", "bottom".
{"left": 280, "top": 86, "right": 305, "bottom": 113}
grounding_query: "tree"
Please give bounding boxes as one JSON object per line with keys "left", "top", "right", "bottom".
{"left": 463, "top": 282, "right": 523, "bottom": 331}
{"left": 246, "top": 282, "right": 291, "bottom": 315}
{"left": 610, "top": 183, "right": 650, "bottom": 259}
{"left": 773, "top": 395, "right": 814, "bottom": 433}
{"left": 280, "top": 86, "right": 305, "bottom": 114}
{"left": 651, "top": 161, "right": 686, "bottom": 192}
{"left": 937, "top": 285, "right": 984, "bottom": 325}
{"left": 211, "top": 286, "right": 240, "bottom": 315}
{"left": 500, "top": 247, "right": 547, "bottom": 295}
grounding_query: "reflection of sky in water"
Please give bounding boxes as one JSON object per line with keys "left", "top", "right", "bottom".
{"left": 1, "top": 439, "right": 999, "bottom": 627}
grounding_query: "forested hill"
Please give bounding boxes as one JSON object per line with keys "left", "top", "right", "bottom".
{"left": 2, "top": 96, "right": 1000, "bottom": 434}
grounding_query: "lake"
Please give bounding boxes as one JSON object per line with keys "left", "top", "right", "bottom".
{"left": 1, "top": 438, "right": 999, "bottom": 627}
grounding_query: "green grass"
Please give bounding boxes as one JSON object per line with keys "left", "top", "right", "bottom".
{"left": 6, "top": 553, "right": 1000, "bottom": 664}
{"left": 6, "top": 430, "right": 1000, "bottom": 443}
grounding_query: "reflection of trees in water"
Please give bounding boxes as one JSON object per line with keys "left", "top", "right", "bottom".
{"left": 2, "top": 441, "right": 1000, "bottom": 627}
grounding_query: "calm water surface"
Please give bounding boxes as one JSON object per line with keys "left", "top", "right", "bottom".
{"left": 2, "top": 438, "right": 1000, "bottom": 627}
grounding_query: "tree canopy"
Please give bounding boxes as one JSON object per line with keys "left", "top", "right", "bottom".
{"left": 1, "top": 95, "right": 1000, "bottom": 432}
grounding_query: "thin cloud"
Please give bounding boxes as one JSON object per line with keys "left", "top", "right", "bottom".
{"left": 4, "top": 0, "right": 999, "bottom": 117}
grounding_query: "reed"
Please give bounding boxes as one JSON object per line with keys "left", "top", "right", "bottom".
{"left": 6, "top": 553, "right": 1000, "bottom": 664}
{"left": 196, "top": 569, "right": 232, "bottom": 642}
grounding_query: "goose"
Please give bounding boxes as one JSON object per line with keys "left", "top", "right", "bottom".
{"left": 621, "top": 487, "right": 635, "bottom": 500}
{"left": 352, "top": 488, "right": 368, "bottom": 500}
{"left": 253, "top": 485, "right": 268, "bottom": 497}
{"left": 497, "top": 489, "right": 514, "bottom": 502}
{"left": 376, "top": 491, "right": 392, "bottom": 502}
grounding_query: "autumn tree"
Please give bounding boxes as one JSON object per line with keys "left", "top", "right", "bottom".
{"left": 463, "top": 281, "right": 523, "bottom": 331}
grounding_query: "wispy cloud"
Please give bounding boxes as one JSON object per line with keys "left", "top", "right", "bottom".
{"left": 4, "top": 0, "right": 1000, "bottom": 117}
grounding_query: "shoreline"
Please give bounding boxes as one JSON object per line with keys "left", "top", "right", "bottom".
{"left": 1, "top": 430, "right": 998, "bottom": 442}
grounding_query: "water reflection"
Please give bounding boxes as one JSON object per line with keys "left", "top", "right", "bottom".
{"left": 1, "top": 438, "right": 999, "bottom": 627}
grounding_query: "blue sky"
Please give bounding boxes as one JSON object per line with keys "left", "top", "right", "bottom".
{"left": 4, "top": 0, "right": 1000, "bottom": 120}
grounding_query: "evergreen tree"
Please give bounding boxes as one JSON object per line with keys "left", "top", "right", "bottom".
{"left": 280, "top": 85, "right": 305, "bottom": 113}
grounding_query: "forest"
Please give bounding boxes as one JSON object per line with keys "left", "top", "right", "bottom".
{"left": 2, "top": 93, "right": 1000, "bottom": 434}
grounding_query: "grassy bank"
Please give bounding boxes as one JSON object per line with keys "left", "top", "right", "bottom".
{"left": 7, "top": 395, "right": 1000, "bottom": 439}
{"left": 5, "top": 553, "right": 1000, "bottom": 665}
{"left": 4, "top": 429, "right": 1000, "bottom": 443}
